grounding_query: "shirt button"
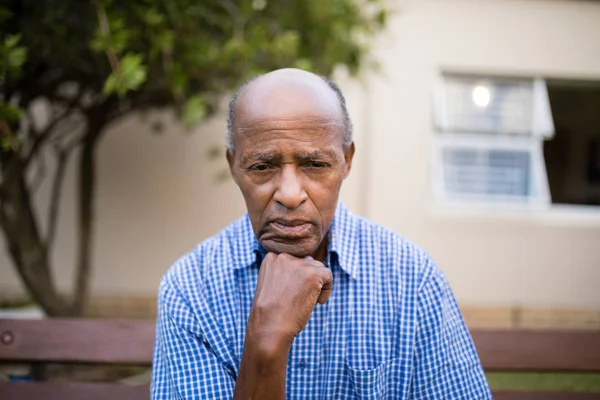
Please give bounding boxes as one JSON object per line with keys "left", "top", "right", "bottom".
{"left": 297, "top": 360, "right": 307, "bottom": 369}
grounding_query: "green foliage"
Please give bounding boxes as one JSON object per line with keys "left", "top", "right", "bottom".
{"left": 183, "top": 95, "right": 208, "bottom": 130}
{"left": 1, "top": 0, "right": 387, "bottom": 128}
{"left": 0, "top": 34, "right": 27, "bottom": 82}
{"left": 103, "top": 53, "right": 148, "bottom": 97}
{"left": 0, "top": 102, "right": 22, "bottom": 121}
{"left": 0, "top": 0, "right": 387, "bottom": 317}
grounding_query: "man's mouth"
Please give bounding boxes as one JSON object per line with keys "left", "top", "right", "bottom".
{"left": 267, "top": 219, "right": 312, "bottom": 237}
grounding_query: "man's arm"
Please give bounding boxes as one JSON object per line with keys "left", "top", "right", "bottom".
{"left": 233, "top": 252, "right": 332, "bottom": 400}
{"left": 151, "top": 253, "right": 332, "bottom": 400}
{"left": 410, "top": 259, "right": 492, "bottom": 399}
{"left": 151, "top": 276, "right": 235, "bottom": 399}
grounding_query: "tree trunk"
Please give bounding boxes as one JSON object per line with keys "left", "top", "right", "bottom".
{"left": 0, "top": 122, "right": 106, "bottom": 317}
{"left": 0, "top": 153, "right": 71, "bottom": 316}
{"left": 0, "top": 97, "right": 113, "bottom": 317}
{"left": 70, "top": 132, "right": 100, "bottom": 316}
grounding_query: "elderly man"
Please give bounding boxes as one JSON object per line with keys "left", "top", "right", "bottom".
{"left": 151, "top": 69, "right": 491, "bottom": 399}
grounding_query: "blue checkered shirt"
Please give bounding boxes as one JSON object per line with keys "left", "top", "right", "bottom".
{"left": 151, "top": 203, "right": 491, "bottom": 399}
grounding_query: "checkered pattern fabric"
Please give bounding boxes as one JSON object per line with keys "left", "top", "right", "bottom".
{"left": 151, "top": 203, "right": 491, "bottom": 399}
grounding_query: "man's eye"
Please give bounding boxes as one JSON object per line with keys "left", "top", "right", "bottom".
{"left": 305, "top": 161, "right": 329, "bottom": 169}
{"left": 249, "top": 163, "right": 272, "bottom": 171}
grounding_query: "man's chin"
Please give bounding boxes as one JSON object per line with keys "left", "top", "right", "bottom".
{"left": 260, "top": 238, "right": 318, "bottom": 258}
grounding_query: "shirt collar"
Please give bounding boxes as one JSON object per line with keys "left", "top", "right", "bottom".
{"left": 231, "top": 203, "right": 360, "bottom": 280}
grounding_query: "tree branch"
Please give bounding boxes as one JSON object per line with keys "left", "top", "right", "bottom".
{"left": 45, "top": 145, "right": 72, "bottom": 252}
{"left": 96, "top": 5, "right": 120, "bottom": 72}
{"left": 23, "top": 95, "right": 82, "bottom": 167}
{"left": 29, "top": 151, "right": 47, "bottom": 193}
{"left": 0, "top": 92, "right": 84, "bottom": 193}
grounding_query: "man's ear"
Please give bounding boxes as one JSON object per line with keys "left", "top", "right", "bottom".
{"left": 226, "top": 149, "right": 238, "bottom": 183}
{"left": 343, "top": 141, "right": 355, "bottom": 179}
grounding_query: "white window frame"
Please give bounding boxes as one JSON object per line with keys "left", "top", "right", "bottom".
{"left": 433, "top": 75, "right": 554, "bottom": 139}
{"left": 430, "top": 72, "right": 600, "bottom": 226}
{"left": 431, "top": 133, "right": 551, "bottom": 209}
{"left": 431, "top": 73, "right": 553, "bottom": 208}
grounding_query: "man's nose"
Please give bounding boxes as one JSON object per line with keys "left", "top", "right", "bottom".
{"left": 273, "top": 165, "right": 307, "bottom": 209}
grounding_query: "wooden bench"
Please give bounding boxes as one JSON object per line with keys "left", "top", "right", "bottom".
{"left": 0, "top": 318, "right": 599, "bottom": 399}
{"left": 472, "top": 330, "right": 600, "bottom": 400}
{"left": 0, "top": 319, "right": 154, "bottom": 400}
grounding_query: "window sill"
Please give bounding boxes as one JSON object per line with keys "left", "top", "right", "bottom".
{"left": 430, "top": 202, "right": 600, "bottom": 227}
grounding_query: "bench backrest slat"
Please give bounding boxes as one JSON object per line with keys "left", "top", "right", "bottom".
{"left": 493, "top": 392, "right": 600, "bottom": 400}
{"left": 2, "top": 318, "right": 600, "bottom": 400}
{"left": 0, "top": 319, "right": 155, "bottom": 364}
{"left": 4, "top": 320, "right": 599, "bottom": 372}
{"left": 472, "top": 330, "right": 600, "bottom": 372}
{"left": 0, "top": 382, "right": 149, "bottom": 400}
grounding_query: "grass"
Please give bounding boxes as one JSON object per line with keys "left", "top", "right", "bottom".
{"left": 0, "top": 297, "right": 35, "bottom": 309}
{"left": 487, "top": 372, "right": 600, "bottom": 393}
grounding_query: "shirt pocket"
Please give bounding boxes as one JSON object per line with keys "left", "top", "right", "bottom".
{"left": 346, "top": 357, "right": 402, "bottom": 400}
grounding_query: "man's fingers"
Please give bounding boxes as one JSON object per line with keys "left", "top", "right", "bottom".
{"left": 316, "top": 268, "right": 333, "bottom": 304}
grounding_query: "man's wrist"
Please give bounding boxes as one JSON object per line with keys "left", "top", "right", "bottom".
{"left": 244, "top": 326, "right": 293, "bottom": 363}
{"left": 235, "top": 326, "right": 291, "bottom": 399}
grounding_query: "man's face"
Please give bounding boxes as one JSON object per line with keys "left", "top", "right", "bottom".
{"left": 227, "top": 75, "right": 354, "bottom": 259}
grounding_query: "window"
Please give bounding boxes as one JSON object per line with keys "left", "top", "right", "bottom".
{"left": 432, "top": 73, "right": 554, "bottom": 207}
{"left": 544, "top": 80, "right": 600, "bottom": 206}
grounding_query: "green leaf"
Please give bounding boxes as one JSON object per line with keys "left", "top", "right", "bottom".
{"left": 110, "top": 29, "right": 133, "bottom": 54}
{"left": 102, "top": 53, "right": 147, "bottom": 97}
{"left": 294, "top": 58, "right": 314, "bottom": 72}
{"left": 182, "top": 95, "right": 208, "bottom": 129}
{"left": 4, "top": 34, "right": 21, "bottom": 49}
{"left": 376, "top": 9, "right": 387, "bottom": 26}
{"left": 142, "top": 8, "right": 164, "bottom": 26}
{"left": 0, "top": 136, "right": 13, "bottom": 151}
{"left": 154, "top": 30, "right": 175, "bottom": 52}
{"left": 90, "top": 35, "right": 110, "bottom": 53}
{"left": 0, "top": 130, "right": 19, "bottom": 152}
{"left": 1, "top": 35, "right": 28, "bottom": 78}
{"left": 271, "top": 31, "right": 300, "bottom": 58}
{"left": 8, "top": 47, "right": 27, "bottom": 69}
{"left": 0, "top": 104, "right": 24, "bottom": 122}
{"left": 170, "top": 66, "right": 188, "bottom": 98}
{"left": 103, "top": 73, "right": 120, "bottom": 96}
{"left": 223, "top": 37, "right": 245, "bottom": 58}
{"left": 90, "top": 16, "right": 132, "bottom": 55}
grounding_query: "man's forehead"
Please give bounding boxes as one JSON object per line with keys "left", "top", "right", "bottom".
{"left": 235, "top": 70, "right": 343, "bottom": 124}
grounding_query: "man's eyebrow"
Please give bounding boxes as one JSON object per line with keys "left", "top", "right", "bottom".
{"left": 296, "top": 150, "right": 337, "bottom": 160}
{"left": 240, "top": 151, "right": 281, "bottom": 164}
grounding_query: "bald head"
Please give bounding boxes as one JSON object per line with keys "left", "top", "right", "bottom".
{"left": 226, "top": 69, "right": 352, "bottom": 151}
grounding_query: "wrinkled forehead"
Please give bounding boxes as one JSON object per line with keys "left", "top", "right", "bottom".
{"left": 234, "top": 76, "right": 343, "bottom": 132}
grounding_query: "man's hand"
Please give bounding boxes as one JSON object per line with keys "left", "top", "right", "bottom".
{"left": 233, "top": 252, "right": 333, "bottom": 400}
{"left": 250, "top": 252, "right": 333, "bottom": 342}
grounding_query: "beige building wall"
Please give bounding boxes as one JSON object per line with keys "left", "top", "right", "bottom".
{"left": 364, "top": 0, "right": 600, "bottom": 308}
{"left": 1, "top": 0, "right": 599, "bottom": 311}
{"left": 0, "top": 81, "right": 368, "bottom": 299}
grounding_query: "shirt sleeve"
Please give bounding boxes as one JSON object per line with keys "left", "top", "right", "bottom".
{"left": 410, "top": 259, "right": 492, "bottom": 399}
{"left": 151, "top": 274, "right": 236, "bottom": 399}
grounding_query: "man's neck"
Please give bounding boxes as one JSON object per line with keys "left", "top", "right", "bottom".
{"left": 311, "top": 237, "right": 328, "bottom": 262}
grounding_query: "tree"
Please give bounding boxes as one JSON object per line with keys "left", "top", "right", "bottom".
{"left": 0, "top": 0, "right": 387, "bottom": 316}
